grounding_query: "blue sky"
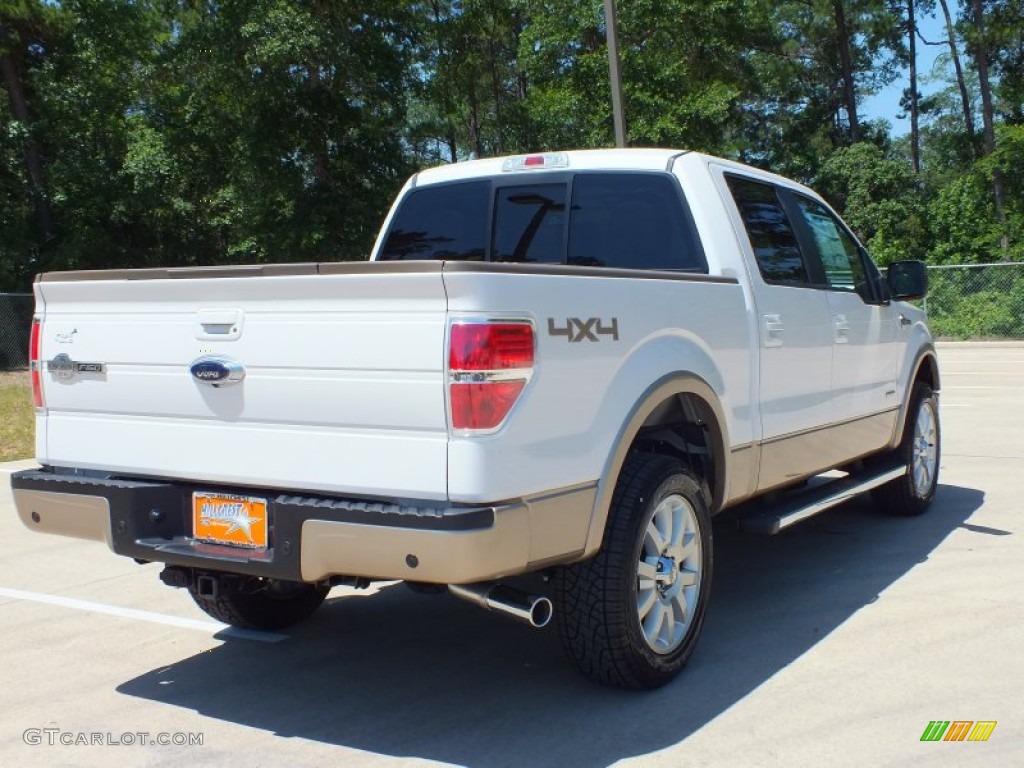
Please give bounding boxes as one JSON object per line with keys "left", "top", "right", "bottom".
{"left": 861, "top": 5, "right": 957, "bottom": 136}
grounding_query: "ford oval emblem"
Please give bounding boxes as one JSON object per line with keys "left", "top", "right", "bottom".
{"left": 189, "top": 356, "right": 245, "bottom": 387}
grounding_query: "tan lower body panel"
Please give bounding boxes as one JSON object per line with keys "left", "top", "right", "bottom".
{"left": 13, "top": 489, "right": 114, "bottom": 546}
{"left": 757, "top": 408, "right": 899, "bottom": 493}
{"left": 726, "top": 443, "right": 758, "bottom": 505}
{"left": 300, "top": 482, "right": 597, "bottom": 584}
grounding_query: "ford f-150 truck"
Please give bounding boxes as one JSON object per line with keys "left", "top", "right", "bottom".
{"left": 11, "top": 149, "right": 939, "bottom": 689}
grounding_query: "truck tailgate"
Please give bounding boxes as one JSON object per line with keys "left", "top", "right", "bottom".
{"left": 34, "top": 266, "right": 449, "bottom": 499}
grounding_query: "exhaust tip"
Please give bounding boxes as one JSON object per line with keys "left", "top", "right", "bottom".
{"left": 529, "top": 596, "right": 553, "bottom": 629}
{"left": 448, "top": 583, "right": 554, "bottom": 629}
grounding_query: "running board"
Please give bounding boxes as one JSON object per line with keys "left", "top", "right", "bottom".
{"left": 741, "top": 465, "right": 907, "bottom": 535}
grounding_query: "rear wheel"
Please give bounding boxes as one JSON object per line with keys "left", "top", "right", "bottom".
{"left": 872, "top": 383, "right": 940, "bottom": 516}
{"left": 555, "top": 453, "right": 713, "bottom": 689}
{"left": 188, "top": 576, "right": 329, "bottom": 630}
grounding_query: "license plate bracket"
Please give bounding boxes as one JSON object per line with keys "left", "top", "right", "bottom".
{"left": 192, "top": 492, "right": 269, "bottom": 550}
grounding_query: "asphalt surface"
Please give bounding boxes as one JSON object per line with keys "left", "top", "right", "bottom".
{"left": 1, "top": 342, "right": 1021, "bottom": 767}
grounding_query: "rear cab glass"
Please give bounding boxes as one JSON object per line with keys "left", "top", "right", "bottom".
{"left": 376, "top": 180, "right": 489, "bottom": 261}
{"left": 378, "top": 172, "right": 707, "bottom": 272}
{"left": 493, "top": 184, "right": 566, "bottom": 263}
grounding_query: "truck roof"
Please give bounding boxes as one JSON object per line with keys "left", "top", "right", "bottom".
{"left": 413, "top": 148, "right": 688, "bottom": 186}
{"left": 411, "top": 148, "right": 816, "bottom": 200}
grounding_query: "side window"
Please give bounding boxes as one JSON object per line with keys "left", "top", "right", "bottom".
{"left": 379, "top": 181, "right": 488, "bottom": 261}
{"left": 493, "top": 184, "right": 566, "bottom": 263}
{"left": 567, "top": 173, "right": 706, "bottom": 271}
{"left": 726, "top": 175, "right": 809, "bottom": 284}
{"left": 792, "top": 195, "right": 867, "bottom": 292}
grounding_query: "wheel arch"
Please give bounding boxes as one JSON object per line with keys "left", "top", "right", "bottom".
{"left": 888, "top": 343, "right": 941, "bottom": 450}
{"left": 915, "top": 349, "right": 940, "bottom": 392}
{"left": 581, "top": 373, "right": 729, "bottom": 558}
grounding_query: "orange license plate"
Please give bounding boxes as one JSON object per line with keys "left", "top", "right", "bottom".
{"left": 192, "top": 493, "right": 269, "bottom": 550}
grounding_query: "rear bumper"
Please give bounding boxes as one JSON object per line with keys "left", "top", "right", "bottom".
{"left": 11, "top": 468, "right": 595, "bottom": 584}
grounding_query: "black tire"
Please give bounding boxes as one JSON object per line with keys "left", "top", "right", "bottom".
{"left": 188, "top": 576, "right": 329, "bottom": 630}
{"left": 872, "top": 383, "right": 940, "bottom": 516}
{"left": 554, "top": 453, "right": 713, "bottom": 690}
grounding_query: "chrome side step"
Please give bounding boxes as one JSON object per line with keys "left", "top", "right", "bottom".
{"left": 741, "top": 465, "right": 907, "bottom": 535}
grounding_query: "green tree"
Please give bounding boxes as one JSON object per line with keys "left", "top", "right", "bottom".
{"left": 142, "top": 0, "right": 415, "bottom": 264}
{"left": 988, "top": 0, "right": 1024, "bottom": 123}
{"left": 0, "top": 0, "right": 66, "bottom": 288}
{"left": 406, "top": 0, "right": 532, "bottom": 163}
{"left": 1, "top": 0, "right": 1020, "bottom": 292}
{"left": 737, "top": 0, "right": 901, "bottom": 180}
{"left": 819, "top": 142, "right": 928, "bottom": 263}
{"left": 517, "top": 0, "right": 770, "bottom": 154}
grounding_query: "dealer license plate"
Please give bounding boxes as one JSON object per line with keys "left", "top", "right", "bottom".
{"left": 192, "top": 492, "right": 269, "bottom": 550}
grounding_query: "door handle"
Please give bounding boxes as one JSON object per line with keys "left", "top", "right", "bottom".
{"left": 764, "top": 314, "right": 784, "bottom": 348}
{"left": 834, "top": 314, "right": 850, "bottom": 344}
{"left": 898, "top": 314, "right": 912, "bottom": 327}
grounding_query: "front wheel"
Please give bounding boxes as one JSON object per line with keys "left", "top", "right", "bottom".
{"left": 872, "top": 383, "right": 940, "bottom": 516}
{"left": 554, "top": 454, "right": 713, "bottom": 689}
{"left": 188, "top": 576, "right": 329, "bottom": 630}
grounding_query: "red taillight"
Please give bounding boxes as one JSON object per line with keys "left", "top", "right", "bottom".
{"left": 30, "top": 319, "right": 44, "bottom": 409}
{"left": 448, "top": 322, "right": 533, "bottom": 431}
{"left": 450, "top": 381, "right": 526, "bottom": 431}
{"left": 29, "top": 319, "right": 44, "bottom": 411}
{"left": 524, "top": 155, "right": 544, "bottom": 167}
{"left": 449, "top": 323, "right": 534, "bottom": 371}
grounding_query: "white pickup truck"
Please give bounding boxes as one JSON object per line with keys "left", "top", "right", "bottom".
{"left": 12, "top": 149, "right": 940, "bottom": 689}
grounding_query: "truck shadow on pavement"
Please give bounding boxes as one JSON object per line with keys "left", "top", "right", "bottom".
{"left": 118, "top": 484, "right": 983, "bottom": 767}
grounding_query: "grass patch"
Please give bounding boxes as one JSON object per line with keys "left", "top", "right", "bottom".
{"left": 0, "top": 371, "right": 33, "bottom": 461}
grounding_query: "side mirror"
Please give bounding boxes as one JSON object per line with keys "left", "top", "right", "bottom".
{"left": 887, "top": 260, "right": 928, "bottom": 301}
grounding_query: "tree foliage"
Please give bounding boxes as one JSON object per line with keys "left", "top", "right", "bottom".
{"left": 819, "top": 142, "right": 928, "bottom": 263}
{"left": 1, "top": 0, "right": 1021, "bottom": 292}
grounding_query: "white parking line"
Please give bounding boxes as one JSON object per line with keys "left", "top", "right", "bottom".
{"left": 0, "top": 586, "right": 287, "bottom": 643}
{"left": 942, "top": 385, "right": 1022, "bottom": 390}
{"left": 0, "top": 463, "right": 39, "bottom": 475}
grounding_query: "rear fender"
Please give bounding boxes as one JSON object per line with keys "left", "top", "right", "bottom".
{"left": 580, "top": 335, "right": 732, "bottom": 559}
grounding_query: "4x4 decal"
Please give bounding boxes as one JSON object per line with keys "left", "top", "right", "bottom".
{"left": 548, "top": 317, "right": 619, "bottom": 343}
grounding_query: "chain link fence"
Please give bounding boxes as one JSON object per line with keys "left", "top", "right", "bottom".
{"left": 0, "top": 293, "right": 33, "bottom": 370}
{"left": 924, "top": 262, "right": 1024, "bottom": 339}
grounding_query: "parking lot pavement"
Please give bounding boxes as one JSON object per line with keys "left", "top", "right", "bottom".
{"left": 1, "top": 342, "right": 1022, "bottom": 768}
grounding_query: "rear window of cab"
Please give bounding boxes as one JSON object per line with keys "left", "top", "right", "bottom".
{"left": 378, "top": 172, "right": 707, "bottom": 272}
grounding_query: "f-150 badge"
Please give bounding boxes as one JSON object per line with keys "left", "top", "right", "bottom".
{"left": 548, "top": 317, "right": 619, "bottom": 343}
{"left": 48, "top": 353, "right": 105, "bottom": 380}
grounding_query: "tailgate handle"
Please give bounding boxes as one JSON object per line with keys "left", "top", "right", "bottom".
{"left": 195, "top": 309, "right": 243, "bottom": 341}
